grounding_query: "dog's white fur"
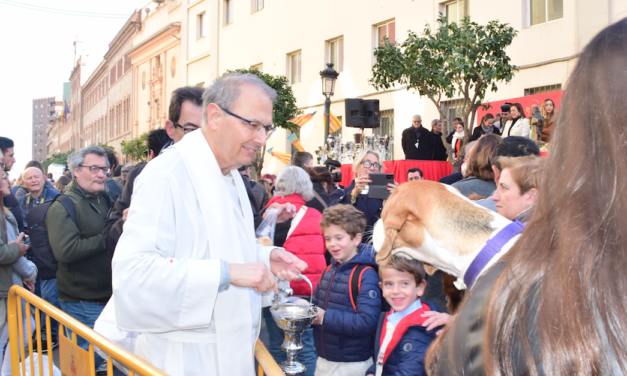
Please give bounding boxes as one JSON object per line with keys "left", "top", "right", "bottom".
{"left": 373, "top": 183, "right": 521, "bottom": 288}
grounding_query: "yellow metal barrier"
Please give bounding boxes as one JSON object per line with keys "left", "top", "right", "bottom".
{"left": 7, "top": 285, "right": 284, "bottom": 376}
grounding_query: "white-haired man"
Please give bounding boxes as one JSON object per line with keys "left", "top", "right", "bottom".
{"left": 109, "top": 73, "right": 307, "bottom": 375}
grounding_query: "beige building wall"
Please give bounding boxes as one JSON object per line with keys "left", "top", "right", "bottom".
{"left": 128, "top": 1, "right": 181, "bottom": 138}
{"left": 181, "top": 0, "right": 626, "bottom": 174}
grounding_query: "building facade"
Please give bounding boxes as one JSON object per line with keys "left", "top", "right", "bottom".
{"left": 127, "top": 1, "right": 182, "bottom": 138}
{"left": 82, "top": 12, "right": 140, "bottom": 153}
{"left": 178, "top": 0, "right": 627, "bottom": 174}
{"left": 32, "top": 96, "right": 62, "bottom": 162}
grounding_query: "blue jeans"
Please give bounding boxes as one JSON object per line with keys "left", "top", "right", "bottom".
{"left": 38, "top": 278, "right": 59, "bottom": 339}
{"left": 263, "top": 307, "right": 316, "bottom": 376}
{"left": 59, "top": 299, "right": 107, "bottom": 370}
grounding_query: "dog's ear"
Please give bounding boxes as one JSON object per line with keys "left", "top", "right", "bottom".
{"left": 376, "top": 226, "right": 398, "bottom": 264}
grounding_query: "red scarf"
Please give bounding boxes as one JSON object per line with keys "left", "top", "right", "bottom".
{"left": 379, "top": 302, "right": 431, "bottom": 367}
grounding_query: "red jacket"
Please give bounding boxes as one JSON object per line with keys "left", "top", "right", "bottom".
{"left": 266, "top": 194, "right": 327, "bottom": 296}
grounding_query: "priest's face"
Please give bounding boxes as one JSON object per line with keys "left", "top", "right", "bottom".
{"left": 212, "top": 84, "right": 273, "bottom": 173}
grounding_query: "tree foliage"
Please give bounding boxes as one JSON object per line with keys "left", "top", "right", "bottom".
{"left": 370, "top": 15, "right": 518, "bottom": 139}
{"left": 121, "top": 133, "right": 148, "bottom": 162}
{"left": 42, "top": 149, "right": 74, "bottom": 173}
{"left": 221, "top": 69, "right": 302, "bottom": 179}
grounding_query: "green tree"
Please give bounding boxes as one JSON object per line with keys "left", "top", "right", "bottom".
{"left": 221, "top": 69, "right": 302, "bottom": 180}
{"left": 121, "top": 133, "right": 148, "bottom": 162}
{"left": 42, "top": 149, "right": 74, "bottom": 173}
{"left": 370, "top": 15, "right": 518, "bottom": 140}
{"left": 93, "top": 143, "right": 114, "bottom": 150}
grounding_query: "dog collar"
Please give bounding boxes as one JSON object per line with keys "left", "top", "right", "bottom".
{"left": 463, "top": 221, "right": 525, "bottom": 288}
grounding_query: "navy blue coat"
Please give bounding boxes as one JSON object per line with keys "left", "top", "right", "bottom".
{"left": 312, "top": 244, "right": 382, "bottom": 362}
{"left": 330, "top": 181, "right": 383, "bottom": 239}
{"left": 365, "top": 301, "right": 441, "bottom": 376}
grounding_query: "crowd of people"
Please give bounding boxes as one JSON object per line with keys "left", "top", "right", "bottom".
{"left": 0, "top": 19, "right": 625, "bottom": 376}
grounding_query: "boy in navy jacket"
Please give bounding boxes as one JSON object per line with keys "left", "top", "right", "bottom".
{"left": 366, "top": 255, "right": 440, "bottom": 376}
{"left": 312, "top": 205, "right": 382, "bottom": 376}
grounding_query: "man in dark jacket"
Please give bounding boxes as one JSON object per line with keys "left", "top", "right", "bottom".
{"left": 46, "top": 146, "right": 114, "bottom": 370}
{"left": 431, "top": 119, "right": 448, "bottom": 161}
{"left": 102, "top": 128, "right": 171, "bottom": 258}
{"left": 401, "top": 115, "right": 434, "bottom": 160}
{"left": 1, "top": 137, "right": 26, "bottom": 233}
{"left": 102, "top": 148, "right": 124, "bottom": 202}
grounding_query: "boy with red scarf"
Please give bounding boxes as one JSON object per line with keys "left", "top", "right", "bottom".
{"left": 366, "top": 255, "right": 441, "bottom": 376}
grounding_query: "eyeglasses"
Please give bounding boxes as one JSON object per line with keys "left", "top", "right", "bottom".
{"left": 173, "top": 122, "right": 200, "bottom": 134}
{"left": 79, "top": 165, "right": 109, "bottom": 174}
{"left": 220, "top": 107, "right": 275, "bottom": 138}
{"left": 362, "top": 161, "right": 381, "bottom": 170}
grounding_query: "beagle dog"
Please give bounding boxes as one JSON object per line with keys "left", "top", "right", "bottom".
{"left": 372, "top": 180, "right": 522, "bottom": 292}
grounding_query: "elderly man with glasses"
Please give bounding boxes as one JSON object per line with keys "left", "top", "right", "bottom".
{"left": 401, "top": 114, "right": 435, "bottom": 160}
{"left": 45, "top": 146, "right": 114, "bottom": 373}
{"left": 102, "top": 73, "right": 306, "bottom": 376}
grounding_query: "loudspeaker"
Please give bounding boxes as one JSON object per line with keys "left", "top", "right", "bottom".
{"left": 344, "top": 98, "right": 363, "bottom": 128}
{"left": 362, "top": 99, "right": 380, "bottom": 128}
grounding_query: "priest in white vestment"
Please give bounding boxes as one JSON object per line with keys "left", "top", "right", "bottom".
{"left": 110, "top": 73, "right": 308, "bottom": 376}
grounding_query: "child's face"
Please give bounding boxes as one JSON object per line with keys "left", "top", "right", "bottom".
{"left": 323, "top": 224, "right": 362, "bottom": 263}
{"left": 380, "top": 267, "right": 426, "bottom": 312}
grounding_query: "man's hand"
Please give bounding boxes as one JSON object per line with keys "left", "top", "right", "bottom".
{"left": 24, "top": 280, "right": 35, "bottom": 292}
{"left": 122, "top": 208, "right": 129, "bottom": 222}
{"left": 264, "top": 203, "right": 297, "bottom": 223}
{"left": 313, "top": 307, "right": 325, "bottom": 325}
{"left": 421, "top": 311, "right": 452, "bottom": 336}
{"left": 229, "top": 262, "right": 278, "bottom": 294}
{"left": 9, "top": 233, "right": 30, "bottom": 257}
{"left": 270, "top": 248, "right": 308, "bottom": 281}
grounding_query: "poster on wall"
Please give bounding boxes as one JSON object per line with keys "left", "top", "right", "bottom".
{"left": 476, "top": 91, "right": 564, "bottom": 127}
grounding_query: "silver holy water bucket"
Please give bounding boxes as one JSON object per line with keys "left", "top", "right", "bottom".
{"left": 270, "top": 274, "right": 318, "bottom": 375}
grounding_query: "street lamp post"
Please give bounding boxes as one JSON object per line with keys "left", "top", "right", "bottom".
{"left": 319, "top": 63, "right": 339, "bottom": 141}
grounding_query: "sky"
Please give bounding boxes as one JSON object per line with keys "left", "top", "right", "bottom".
{"left": 0, "top": 0, "right": 149, "bottom": 179}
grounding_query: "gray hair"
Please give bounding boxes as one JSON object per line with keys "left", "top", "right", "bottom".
{"left": 431, "top": 119, "right": 441, "bottom": 127}
{"left": 202, "top": 73, "right": 278, "bottom": 125}
{"left": 275, "top": 166, "right": 314, "bottom": 201}
{"left": 412, "top": 114, "right": 422, "bottom": 120}
{"left": 67, "top": 146, "right": 109, "bottom": 172}
{"left": 353, "top": 149, "right": 382, "bottom": 174}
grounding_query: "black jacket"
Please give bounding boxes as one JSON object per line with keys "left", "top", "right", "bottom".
{"left": 470, "top": 126, "right": 501, "bottom": 142}
{"left": 103, "top": 162, "right": 147, "bottom": 258}
{"left": 305, "top": 182, "right": 332, "bottom": 214}
{"left": 431, "top": 131, "right": 448, "bottom": 161}
{"left": 402, "top": 126, "right": 434, "bottom": 160}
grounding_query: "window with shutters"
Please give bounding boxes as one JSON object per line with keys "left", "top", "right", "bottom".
{"left": 376, "top": 20, "right": 395, "bottom": 46}
{"left": 251, "top": 0, "right": 263, "bottom": 13}
{"left": 110, "top": 66, "right": 116, "bottom": 86}
{"left": 225, "top": 0, "right": 234, "bottom": 25}
{"left": 288, "top": 51, "right": 302, "bottom": 85}
{"left": 326, "top": 37, "right": 344, "bottom": 72}
{"left": 529, "top": 0, "right": 563, "bottom": 26}
{"left": 443, "top": 0, "right": 469, "bottom": 24}
{"left": 524, "top": 83, "right": 562, "bottom": 96}
{"left": 197, "top": 12, "right": 206, "bottom": 38}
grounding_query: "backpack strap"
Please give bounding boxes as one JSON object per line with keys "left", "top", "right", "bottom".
{"left": 312, "top": 191, "right": 328, "bottom": 209}
{"left": 286, "top": 206, "right": 308, "bottom": 240}
{"left": 349, "top": 264, "right": 375, "bottom": 312}
{"left": 318, "top": 264, "right": 333, "bottom": 288}
{"left": 56, "top": 195, "right": 77, "bottom": 225}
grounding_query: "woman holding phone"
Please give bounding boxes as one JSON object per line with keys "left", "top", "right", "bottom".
{"left": 329, "top": 150, "right": 397, "bottom": 240}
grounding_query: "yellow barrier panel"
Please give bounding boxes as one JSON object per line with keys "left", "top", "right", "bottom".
{"left": 7, "top": 285, "right": 284, "bottom": 376}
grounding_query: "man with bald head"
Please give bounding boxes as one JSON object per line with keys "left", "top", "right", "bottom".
{"left": 17, "top": 167, "right": 59, "bottom": 227}
{"left": 401, "top": 114, "right": 435, "bottom": 160}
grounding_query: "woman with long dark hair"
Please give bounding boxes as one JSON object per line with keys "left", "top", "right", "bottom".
{"left": 502, "top": 102, "right": 530, "bottom": 138}
{"left": 427, "top": 19, "right": 627, "bottom": 375}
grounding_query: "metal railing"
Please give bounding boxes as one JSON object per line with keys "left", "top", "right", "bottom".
{"left": 7, "top": 286, "right": 284, "bottom": 376}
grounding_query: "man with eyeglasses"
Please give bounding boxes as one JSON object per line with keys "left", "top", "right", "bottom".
{"left": 162, "top": 86, "right": 204, "bottom": 153}
{"left": 0, "top": 137, "right": 26, "bottom": 234}
{"left": 46, "top": 146, "right": 114, "bottom": 373}
{"left": 401, "top": 114, "right": 435, "bottom": 160}
{"left": 107, "top": 73, "right": 307, "bottom": 375}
